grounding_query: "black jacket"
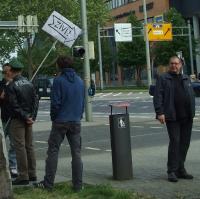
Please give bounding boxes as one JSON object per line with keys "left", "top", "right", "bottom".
{"left": 7, "top": 75, "right": 39, "bottom": 121}
{"left": 153, "top": 72, "right": 195, "bottom": 121}
{"left": 0, "top": 79, "right": 11, "bottom": 122}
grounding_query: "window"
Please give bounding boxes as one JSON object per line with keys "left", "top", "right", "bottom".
{"left": 139, "top": 2, "right": 154, "bottom": 12}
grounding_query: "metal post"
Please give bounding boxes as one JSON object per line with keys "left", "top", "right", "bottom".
{"left": 81, "top": 0, "right": 92, "bottom": 122}
{"left": 31, "top": 40, "right": 58, "bottom": 81}
{"left": 98, "top": 24, "right": 104, "bottom": 90}
{"left": 193, "top": 15, "right": 200, "bottom": 74}
{"left": 188, "top": 20, "right": 194, "bottom": 75}
{"left": 143, "top": 0, "right": 152, "bottom": 86}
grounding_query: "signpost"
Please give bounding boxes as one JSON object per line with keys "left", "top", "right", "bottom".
{"left": 42, "top": 11, "right": 82, "bottom": 48}
{"left": 147, "top": 23, "right": 173, "bottom": 41}
{"left": 114, "top": 23, "right": 132, "bottom": 42}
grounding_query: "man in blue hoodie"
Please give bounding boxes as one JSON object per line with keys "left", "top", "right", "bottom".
{"left": 34, "top": 56, "right": 85, "bottom": 191}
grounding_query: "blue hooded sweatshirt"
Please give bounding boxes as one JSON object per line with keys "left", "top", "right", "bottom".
{"left": 50, "top": 68, "right": 84, "bottom": 123}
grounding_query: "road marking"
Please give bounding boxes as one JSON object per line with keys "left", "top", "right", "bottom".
{"left": 35, "top": 147, "right": 48, "bottom": 151}
{"left": 150, "top": 126, "right": 163, "bottom": 129}
{"left": 113, "top": 92, "right": 122, "bottom": 97}
{"left": 193, "top": 129, "right": 200, "bottom": 132}
{"left": 100, "top": 92, "right": 113, "bottom": 98}
{"left": 141, "top": 106, "right": 149, "bottom": 109}
{"left": 35, "top": 141, "right": 47, "bottom": 144}
{"left": 131, "top": 126, "right": 144, "bottom": 128}
{"left": 85, "top": 147, "right": 101, "bottom": 151}
{"left": 131, "top": 132, "right": 163, "bottom": 138}
{"left": 139, "top": 92, "right": 143, "bottom": 94}
{"left": 95, "top": 93, "right": 103, "bottom": 96}
{"left": 105, "top": 149, "right": 111, "bottom": 152}
{"left": 127, "top": 92, "right": 133, "bottom": 96}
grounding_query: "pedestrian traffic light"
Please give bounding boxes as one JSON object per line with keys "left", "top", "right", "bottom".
{"left": 72, "top": 46, "right": 85, "bottom": 58}
{"left": 26, "top": 15, "right": 33, "bottom": 33}
{"left": 18, "top": 15, "right": 25, "bottom": 33}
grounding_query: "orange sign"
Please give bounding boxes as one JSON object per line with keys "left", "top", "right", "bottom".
{"left": 147, "top": 23, "right": 173, "bottom": 41}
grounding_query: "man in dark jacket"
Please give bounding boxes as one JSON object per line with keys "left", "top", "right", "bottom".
{"left": 34, "top": 56, "right": 84, "bottom": 191}
{"left": 0, "top": 63, "right": 17, "bottom": 178}
{"left": 153, "top": 56, "right": 195, "bottom": 182}
{"left": 6, "top": 58, "right": 38, "bottom": 185}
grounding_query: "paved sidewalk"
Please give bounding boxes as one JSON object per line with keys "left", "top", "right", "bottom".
{"left": 34, "top": 119, "right": 200, "bottom": 199}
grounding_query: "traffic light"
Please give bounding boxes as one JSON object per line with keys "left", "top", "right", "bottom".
{"left": 72, "top": 46, "right": 85, "bottom": 58}
{"left": 18, "top": 15, "right": 25, "bottom": 33}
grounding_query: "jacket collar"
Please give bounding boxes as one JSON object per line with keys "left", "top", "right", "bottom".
{"left": 166, "top": 72, "right": 188, "bottom": 80}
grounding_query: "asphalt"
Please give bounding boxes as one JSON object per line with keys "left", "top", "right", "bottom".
{"left": 33, "top": 117, "right": 200, "bottom": 199}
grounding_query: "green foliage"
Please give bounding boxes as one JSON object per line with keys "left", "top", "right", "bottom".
{"left": 117, "top": 13, "right": 146, "bottom": 84}
{"left": 118, "top": 13, "right": 145, "bottom": 69}
{"left": 14, "top": 182, "right": 156, "bottom": 199}
{"left": 153, "top": 8, "right": 191, "bottom": 68}
{"left": 0, "top": 0, "right": 110, "bottom": 77}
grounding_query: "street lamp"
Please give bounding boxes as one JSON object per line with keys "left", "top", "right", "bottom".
{"left": 142, "top": 0, "right": 152, "bottom": 86}
{"left": 80, "top": 0, "right": 93, "bottom": 122}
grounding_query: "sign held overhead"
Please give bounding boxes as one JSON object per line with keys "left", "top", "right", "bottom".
{"left": 42, "top": 11, "right": 82, "bottom": 48}
{"left": 114, "top": 23, "right": 132, "bottom": 42}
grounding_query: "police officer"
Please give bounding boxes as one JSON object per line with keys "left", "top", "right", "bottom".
{"left": 7, "top": 58, "right": 38, "bottom": 185}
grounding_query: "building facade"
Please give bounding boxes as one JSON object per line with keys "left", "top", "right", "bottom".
{"left": 106, "top": 0, "right": 200, "bottom": 73}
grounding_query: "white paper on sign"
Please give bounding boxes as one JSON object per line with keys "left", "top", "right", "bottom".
{"left": 42, "top": 11, "right": 82, "bottom": 48}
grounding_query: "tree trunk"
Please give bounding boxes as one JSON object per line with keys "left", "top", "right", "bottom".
{"left": 0, "top": 131, "right": 13, "bottom": 199}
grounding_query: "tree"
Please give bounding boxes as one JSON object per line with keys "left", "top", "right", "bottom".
{"left": 0, "top": 0, "right": 110, "bottom": 78}
{"left": 118, "top": 13, "right": 146, "bottom": 85}
{"left": 152, "top": 8, "right": 193, "bottom": 74}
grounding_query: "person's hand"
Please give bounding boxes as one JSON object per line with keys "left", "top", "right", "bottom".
{"left": 158, "top": 114, "right": 165, "bottom": 124}
{"left": 26, "top": 117, "right": 34, "bottom": 125}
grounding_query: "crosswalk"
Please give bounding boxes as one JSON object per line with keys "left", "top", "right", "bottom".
{"left": 95, "top": 92, "right": 147, "bottom": 98}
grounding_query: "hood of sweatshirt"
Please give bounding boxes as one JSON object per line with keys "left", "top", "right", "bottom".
{"left": 62, "top": 68, "right": 75, "bottom": 83}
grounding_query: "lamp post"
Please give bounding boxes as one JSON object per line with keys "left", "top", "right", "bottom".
{"left": 143, "top": 0, "right": 152, "bottom": 86}
{"left": 81, "top": 0, "right": 93, "bottom": 122}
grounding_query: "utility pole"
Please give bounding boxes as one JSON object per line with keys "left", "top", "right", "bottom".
{"left": 188, "top": 20, "right": 194, "bottom": 75}
{"left": 143, "top": 0, "right": 152, "bottom": 86}
{"left": 81, "top": 0, "right": 93, "bottom": 122}
{"left": 97, "top": 24, "right": 104, "bottom": 90}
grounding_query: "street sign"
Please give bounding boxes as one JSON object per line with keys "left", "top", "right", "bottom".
{"left": 42, "top": 11, "right": 82, "bottom": 48}
{"left": 147, "top": 23, "right": 172, "bottom": 41}
{"left": 154, "top": 15, "right": 164, "bottom": 23}
{"left": 0, "top": 21, "right": 17, "bottom": 29}
{"left": 114, "top": 23, "right": 132, "bottom": 42}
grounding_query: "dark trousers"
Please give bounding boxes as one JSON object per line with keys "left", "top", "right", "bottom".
{"left": 166, "top": 119, "right": 193, "bottom": 173}
{"left": 10, "top": 119, "right": 36, "bottom": 180}
{"left": 44, "top": 122, "right": 82, "bottom": 189}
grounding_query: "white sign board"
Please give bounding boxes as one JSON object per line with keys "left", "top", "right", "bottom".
{"left": 42, "top": 11, "right": 82, "bottom": 48}
{"left": 114, "top": 23, "right": 132, "bottom": 42}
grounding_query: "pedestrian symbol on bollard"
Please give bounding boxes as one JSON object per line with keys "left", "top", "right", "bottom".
{"left": 118, "top": 117, "right": 126, "bottom": 128}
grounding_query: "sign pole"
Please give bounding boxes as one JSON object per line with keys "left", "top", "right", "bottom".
{"left": 97, "top": 24, "right": 104, "bottom": 90}
{"left": 143, "top": 0, "right": 152, "bottom": 86}
{"left": 188, "top": 20, "right": 194, "bottom": 75}
{"left": 81, "top": 0, "right": 93, "bottom": 122}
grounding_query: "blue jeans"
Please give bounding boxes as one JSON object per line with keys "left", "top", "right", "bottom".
{"left": 44, "top": 122, "right": 82, "bottom": 189}
{"left": 2, "top": 121, "right": 17, "bottom": 170}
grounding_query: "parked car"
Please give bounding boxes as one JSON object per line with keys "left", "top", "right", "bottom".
{"left": 149, "top": 82, "right": 200, "bottom": 97}
{"left": 34, "top": 76, "right": 54, "bottom": 99}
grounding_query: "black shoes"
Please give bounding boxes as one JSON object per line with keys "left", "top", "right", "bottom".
{"left": 176, "top": 170, "right": 193, "bottom": 179}
{"left": 12, "top": 179, "right": 29, "bottom": 185}
{"left": 33, "top": 181, "right": 52, "bottom": 191}
{"left": 168, "top": 172, "right": 178, "bottom": 182}
{"left": 10, "top": 169, "right": 18, "bottom": 178}
{"left": 168, "top": 169, "right": 193, "bottom": 182}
